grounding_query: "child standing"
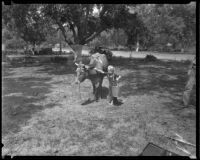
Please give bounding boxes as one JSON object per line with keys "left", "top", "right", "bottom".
{"left": 107, "top": 65, "right": 121, "bottom": 105}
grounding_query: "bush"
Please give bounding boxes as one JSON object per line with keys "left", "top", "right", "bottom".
{"left": 144, "top": 54, "right": 158, "bottom": 62}
{"left": 52, "top": 50, "right": 74, "bottom": 55}
{"left": 51, "top": 56, "right": 68, "bottom": 63}
{"left": 4, "top": 50, "right": 22, "bottom": 55}
{"left": 6, "top": 38, "right": 26, "bottom": 50}
{"left": 37, "top": 48, "right": 53, "bottom": 55}
{"left": 24, "top": 50, "right": 33, "bottom": 55}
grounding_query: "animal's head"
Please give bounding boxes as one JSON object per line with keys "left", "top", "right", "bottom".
{"left": 75, "top": 63, "right": 88, "bottom": 84}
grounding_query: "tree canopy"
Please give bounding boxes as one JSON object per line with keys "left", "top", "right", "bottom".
{"left": 39, "top": 4, "right": 138, "bottom": 45}
{"left": 2, "top": 3, "right": 196, "bottom": 52}
{"left": 2, "top": 4, "right": 48, "bottom": 46}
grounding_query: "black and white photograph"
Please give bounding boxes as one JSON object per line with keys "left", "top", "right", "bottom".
{"left": 2, "top": 2, "right": 197, "bottom": 157}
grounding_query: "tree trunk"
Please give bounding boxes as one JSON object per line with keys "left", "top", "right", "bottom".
{"left": 31, "top": 43, "right": 35, "bottom": 55}
{"left": 117, "top": 29, "right": 120, "bottom": 49}
{"left": 71, "top": 44, "right": 83, "bottom": 63}
{"left": 59, "top": 30, "right": 62, "bottom": 55}
{"left": 129, "top": 50, "right": 132, "bottom": 59}
{"left": 136, "top": 34, "right": 139, "bottom": 52}
{"left": 136, "top": 42, "right": 139, "bottom": 52}
{"left": 181, "top": 41, "right": 185, "bottom": 53}
{"left": 129, "top": 45, "right": 133, "bottom": 59}
{"left": 25, "top": 43, "right": 28, "bottom": 53}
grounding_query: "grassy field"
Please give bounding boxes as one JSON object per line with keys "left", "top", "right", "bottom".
{"left": 2, "top": 56, "right": 196, "bottom": 156}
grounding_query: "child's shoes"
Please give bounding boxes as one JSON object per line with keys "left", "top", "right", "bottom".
{"left": 109, "top": 101, "right": 114, "bottom": 106}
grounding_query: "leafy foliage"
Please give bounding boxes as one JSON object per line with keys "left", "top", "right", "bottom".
{"left": 133, "top": 4, "right": 196, "bottom": 51}
{"left": 2, "top": 3, "right": 196, "bottom": 52}
{"left": 89, "top": 28, "right": 128, "bottom": 49}
{"left": 2, "top": 4, "right": 48, "bottom": 46}
{"left": 39, "top": 4, "right": 138, "bottom": 45}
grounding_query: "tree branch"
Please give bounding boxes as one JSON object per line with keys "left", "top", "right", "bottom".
{"left": 100, "top": 5, "right": 108, "bottom": 18}
{"left": 82, "top": 27, "right": 105, "bottom": 44}
{"left": 69, "top": 21, "right": 77, "bottom": 43}
{"left": 79, "top": 5, "right": 109, "bottom": 45}
{"left": 57, "top": 21, "right": 73, "bottom": 45}
{"left": 84, "top": 5, "right": 90, "bottom": 34}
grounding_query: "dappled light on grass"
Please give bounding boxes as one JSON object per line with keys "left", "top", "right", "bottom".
{"left": 2, "top": 57, "right": 196, "bottom": 156}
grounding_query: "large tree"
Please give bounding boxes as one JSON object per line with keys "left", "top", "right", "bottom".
{"left": 88, "top": 28, "right": 127, "bottom": 49}
{"left": 132, "top": 3, "right": 196, "bottom": 52}
{"left": 39, "top": 4, "right": 137, "bottom": 46}
{"left": 3, "top": 3, "right": 141, "bottom": 58}
{"left": 124, "top": 12, "right": 149, "bottom": 52}
{"left": 2, "top": 4, "right": 49, "bottom": 52}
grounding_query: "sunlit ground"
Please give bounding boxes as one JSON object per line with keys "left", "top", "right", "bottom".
{"left": 2, "top": 56, "right": 196, "bottom": 156}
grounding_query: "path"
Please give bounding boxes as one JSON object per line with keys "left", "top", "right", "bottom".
{"left": 5, "top": 50, "right": 195, "bottom": 62}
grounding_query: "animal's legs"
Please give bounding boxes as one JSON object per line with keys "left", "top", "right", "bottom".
{"left": 94, "top": 82, "right": 100, "bottom": 101}
{"left": 100, "top": 77, "right": 104, "bottom": 99}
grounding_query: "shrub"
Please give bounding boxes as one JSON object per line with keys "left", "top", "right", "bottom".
{"left": 6, "top": 38, "right": 26, "bottom": 50}
{"left": 37, "top": 48, "right": 53, "bottom": 55}
{"left": 144, "top": 54, "right": 158, "bottom": 62}
{"left": 51, "top": 56, "right": 68, "bottom": 63}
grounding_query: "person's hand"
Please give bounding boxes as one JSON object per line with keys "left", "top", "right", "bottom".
{"left": 116, "top": 76, "right": 121, "bottom": 81}
{"left": 85, "top": 65, "right": 90, "bottom": 69}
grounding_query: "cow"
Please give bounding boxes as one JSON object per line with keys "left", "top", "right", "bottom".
{"left": 75, "top": 47, "right": 112, "bottom": 102}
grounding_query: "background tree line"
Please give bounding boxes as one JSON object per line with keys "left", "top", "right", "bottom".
{"left": 2, "top": 3, "right": 196, "bottom": 53}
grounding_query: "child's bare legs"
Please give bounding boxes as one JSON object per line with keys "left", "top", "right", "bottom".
{"left": 108, "top": 86, "right": 113, "bottom": 104}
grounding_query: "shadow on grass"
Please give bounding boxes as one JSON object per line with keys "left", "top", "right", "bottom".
{"left": 101, "top": 87, "right": 109, "bottom": 99}
{"left": 5, "top": 56, "right": 77, "bottom": 75}
{"left": 2, "top": 56, "right": 195, "bottom": 136}
{"left": 81, "top": 99, "right": 95, "bottom": 105}
{"left": 112, "top": 57, "right": 195, "bottom": 107}
{"left": 36, "top": 56, "right": 92, "bottom": 76}
{"left": 79, "top": 57, "right": 194, "bottom": 107}
{"left": 121, "top": 70, "right": 187, "bottom": 97}
{"left": 36, "top": 62, "right": 76, "bottom": 75}
{"left": 161, "top": 85, "right": 196, "bottom": 117}
{"left": 2, "top": 70, "right": 59, "bottom": 136}
{"left": 114, "top": 58, "right": 190, "bottom": 96}
{"left": 111, "top": 56, "right": 191, "bottom": 71}
{"left": 81, "top": 87, "right": 109, "bottom": 105}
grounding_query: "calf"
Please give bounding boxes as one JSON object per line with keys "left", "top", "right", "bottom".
{"left": 75, "top": 63, "right": 105, "bottom": 101}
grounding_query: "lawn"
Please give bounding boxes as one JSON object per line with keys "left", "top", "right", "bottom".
{"left": 2, "top": 56, "right": 196, "bottom": 156}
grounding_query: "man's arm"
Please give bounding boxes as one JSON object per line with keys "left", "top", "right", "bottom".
{"left": 85, "top": 56, "right": 96, "bottom": 69}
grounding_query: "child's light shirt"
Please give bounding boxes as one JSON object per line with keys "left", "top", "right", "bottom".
{"left": 107, "top": 73, "right": 120, "bottom": 86}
